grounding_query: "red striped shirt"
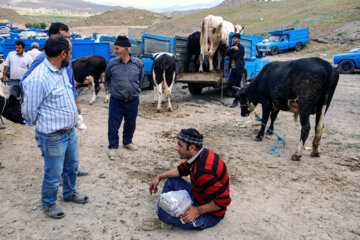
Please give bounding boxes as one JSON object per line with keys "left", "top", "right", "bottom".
{"left": 177, "top": 148, "right": 231, "bottom": 217}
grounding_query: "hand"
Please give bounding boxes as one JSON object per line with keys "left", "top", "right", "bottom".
{"left": 231, "top": 46, "right": 239, "bottom": 51}
{"left": 149, "top": 176, "right": 161, "bottom": 195}
{"left": 180, "top": 206, "right": 201, "bottom": 223}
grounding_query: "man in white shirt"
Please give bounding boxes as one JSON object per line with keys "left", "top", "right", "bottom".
{"left": 27, "top": 42, "right": 42, "bottom": 60}
{"left": 3, "top": 40, "right": 33, "bottom": 98}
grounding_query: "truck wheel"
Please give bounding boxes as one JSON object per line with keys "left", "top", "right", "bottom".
{"left": 271, "top": 47, "right": 279, "bottom": 55}
{"left": 188, "top": 84, "right": 203, "bottom": 95}
{"left": 295, "top": 42, "right": 303, "bottom": 51}
{"left": 339, "top": 60, "right": 355, "bottom": 74}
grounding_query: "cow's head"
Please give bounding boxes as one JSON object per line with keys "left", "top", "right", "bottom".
{"left": 234, "top": 25, "right": 244, "bottom": 34}
{"left": 0, "top": 95, "right": 24, "bottom": 124}
{"left": 236, "top": 88, "right": 254, "bottom": 117}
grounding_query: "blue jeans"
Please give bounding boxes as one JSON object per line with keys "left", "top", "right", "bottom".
{"left": 9, "top": 79, "right": 21, "bottom": 98}
{"left": 35, "top": 129, "right": 79, "bottom": 207}
{"left": 108, "top": 96, "right": 139, "bottom": 149}
{"left": 157, "top": 178, "right": 223, "bottom": 230}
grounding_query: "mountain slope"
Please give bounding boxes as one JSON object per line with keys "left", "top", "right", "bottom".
{"left": 70, "top": 8, "right": 169, "bottom": 27}
{"left": 0, "top": 0, "right": 120, "bottom": 13}
{"left": 0, "top": 7, "right": 33, "bottom": 23}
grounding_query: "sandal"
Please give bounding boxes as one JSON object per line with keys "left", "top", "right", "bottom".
{"left": 43, "top": 204, "right": 65, "bottom": 219}
{"left": 64, "top": 191, "right": 88, "bottom": 204}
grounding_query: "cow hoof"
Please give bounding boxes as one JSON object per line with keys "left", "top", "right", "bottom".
{"left": 168, "top": 108, "right": 172, "bottom": 112}
{"left": 310, "top": 152, "right": 320, "bottom": 158}
{"left": 266, "top": 130, "right": 273, "bottom": 135}
{"left": 291, "top": 154, "right": 301, "bottom": 161}
{"left": 104, "top": 100, "right": 109, "bottom": 103}
{"left": 157, "top": 109, "right": 161, "bottom": 113}
{"left": 254, "top": 136, "right": 262, "bottom": 142}
{"left": 89, "top": 102, "right": 94, "bottom": 105}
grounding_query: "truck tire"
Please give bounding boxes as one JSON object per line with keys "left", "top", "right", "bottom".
{"left": 295, "top": 42, "right": 303, "bottom": 51}
{"left": 271, "top": 47, "right": 279, "bottom": 55}
{"left": 188, "top": 84, "right": 203, "bottom": 95}
{"left": 339, "top": 60, "right": 355, "bottom": 74}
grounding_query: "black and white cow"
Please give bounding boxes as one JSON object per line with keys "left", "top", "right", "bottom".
{"left": 151, "top": 52, "right": 177, "bottom": 112}
{"left": 72, "top": 55, "right": 108, "bottom": 105}
{"left": 236, "top": 57, "right": 339, "bottom": 161}
{"left": 187, "top": 31, "right": 201, "bottom": 72}
{"left": 0, "top": 84, "right": 24, "bottom": 124}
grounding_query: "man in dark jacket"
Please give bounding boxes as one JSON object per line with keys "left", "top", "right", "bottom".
{"left": 225, "top": 33, "right": 245, "bottom": 108}
{"left": 105, "top": 36, "right": 144, "bottom": 160}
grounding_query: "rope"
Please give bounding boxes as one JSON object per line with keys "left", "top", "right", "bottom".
{"left": 251, "top": 106, "right": 286, "bottom": 157}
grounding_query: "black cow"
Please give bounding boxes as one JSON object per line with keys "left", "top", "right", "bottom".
{"left": 72, "top": 55, "right": 107, "bottom": 105}
{"left": 187, "top": 31, "right": 201, "bottom": 72}
{"left": 236, "top": 57, "right": 339, "bottom": 161}
{"left": 151, "top": 52, "right": 177, "bottom": 112}
{"left": 0, "top": 95, "right": 24, "bottom": 124}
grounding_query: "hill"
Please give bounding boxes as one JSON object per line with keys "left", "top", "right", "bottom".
{"left": 0, "top": 7, "right": 33, "bottom": 24}
{"left": 0, "top": 0, "right": 120, "bottom": 14}
{"left": 69, "top": 8, "right": 169, "bottom": 27}
{"left": 146, "top": 0, "right": 360, "bottom": 52}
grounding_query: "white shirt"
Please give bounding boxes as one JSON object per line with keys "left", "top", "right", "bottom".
{"left": 27, "top": 48, "right": 42, "bottom": 60}
{"left": 3, "top": 51, "right": 33, "bottom": 80}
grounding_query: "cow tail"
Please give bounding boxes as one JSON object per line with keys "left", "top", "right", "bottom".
{"left": 325, "top": 66, "right": 339, "bottom": 113}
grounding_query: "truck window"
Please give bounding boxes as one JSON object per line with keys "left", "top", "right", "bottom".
{"left": 269, "top": 36, "right": 280, "bottom": 41}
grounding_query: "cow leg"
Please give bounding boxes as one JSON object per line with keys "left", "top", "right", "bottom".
{"left": 89, "top": 85, "right": 97, "bottom": 105}
{"left": 267, "top": 110, "right": 280, "bottom": 135}
{"left": 216, "top": 49, "right": 222, "bottom": 70}
{"left": 104, "top": 82, "right": 110, "bottom": 103}
{"left": 208, "top": 43, "right": 219, "bottom": 72}
{"left": 292, "top": 112, "right": 311, "bottom": 161}
{"left": 156, "top": 83, "right": 163, "bottom": 112}
{"left": 199, "top": 47, "right": 205, "bottom": 72}
{"left": 166, "top": 71, "right": 176, "bottom": 112}
{"left": 311, "top": 104, "right": 326, "bottom": 157}
{"left": 255, "top": 101, "right": 271, "bottom": 141}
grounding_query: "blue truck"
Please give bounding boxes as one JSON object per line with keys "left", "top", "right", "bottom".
{"left": 257, "top": 25, "right": 309, "bottom": 55}
{"left": 1, "top": 39, "right": 111, "bottom": 61}
{"left": 333, "top": 48, "right": 360, "bottom": 74}
{"left": 175, "top": 33, "right": 269, "bottom": 95}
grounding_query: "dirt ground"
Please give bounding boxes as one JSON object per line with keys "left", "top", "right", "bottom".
{"left": 0, "top": 53, "right": 360, "bottom": 239}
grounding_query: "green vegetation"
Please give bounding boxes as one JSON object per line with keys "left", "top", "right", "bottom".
{"left": 349, "top": 134, "right": 360, "bottom": 139}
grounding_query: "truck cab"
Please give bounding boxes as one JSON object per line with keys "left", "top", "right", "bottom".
{"left": 333, "top": 48, "right": 360, "bottom": 74}
{"left": 257, "top": 25, "right": 309, "bottom": 55}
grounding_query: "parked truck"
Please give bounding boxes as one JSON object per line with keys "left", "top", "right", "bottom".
{"left": 177, "top": 33, "right": 269, "bottom": 95}
{"left": 257, "top": 25, "right": 309, "bottom": 55}
{"left": 333, "top": 48, "right": 360, "bottom": 74}
{"left": 2, "top": 39, "right": 111, "bottom": 61}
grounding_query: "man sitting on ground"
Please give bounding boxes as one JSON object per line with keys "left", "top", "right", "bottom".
{"left": 141, "top": 128, "right": 231, "bottom": 230}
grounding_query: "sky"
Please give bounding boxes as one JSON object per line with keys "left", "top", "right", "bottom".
{"left": 83, "top": 0, "right": 224, "bottom": 10}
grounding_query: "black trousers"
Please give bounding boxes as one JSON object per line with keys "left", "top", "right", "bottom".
{"left": 228, "top": 67, "right": 244, "bottom": 98}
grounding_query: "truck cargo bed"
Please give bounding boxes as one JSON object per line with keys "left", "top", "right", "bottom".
{"left": 176, "top": 72, "right": 223, "bottom": 85}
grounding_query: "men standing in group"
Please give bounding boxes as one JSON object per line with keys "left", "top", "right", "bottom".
{"left": 27, "top": 42, "right": 42, "bottom": 60}
{"left": 22, "top": 35, "right": 88, "bottom": 219}
{"left": 105, "top": 35, "right": 144, "bottom": 160}
{"left": 21, "top": 22, "right": 87, "bottom": 176}
{"left": 2, "top": 40, "right": 33, "bottom": 99}
{"left": 141, "top": 128, "right": 231, "bottom": 230}
{"left": 225, "top": 33, "right": 245, "bottom": 108}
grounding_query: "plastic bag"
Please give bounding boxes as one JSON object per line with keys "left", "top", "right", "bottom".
{"left": 159, "top": 190, "right": 193, "bottom": 217}
{"left": 76, "top": 114, "right": 87, "bottom": 133}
